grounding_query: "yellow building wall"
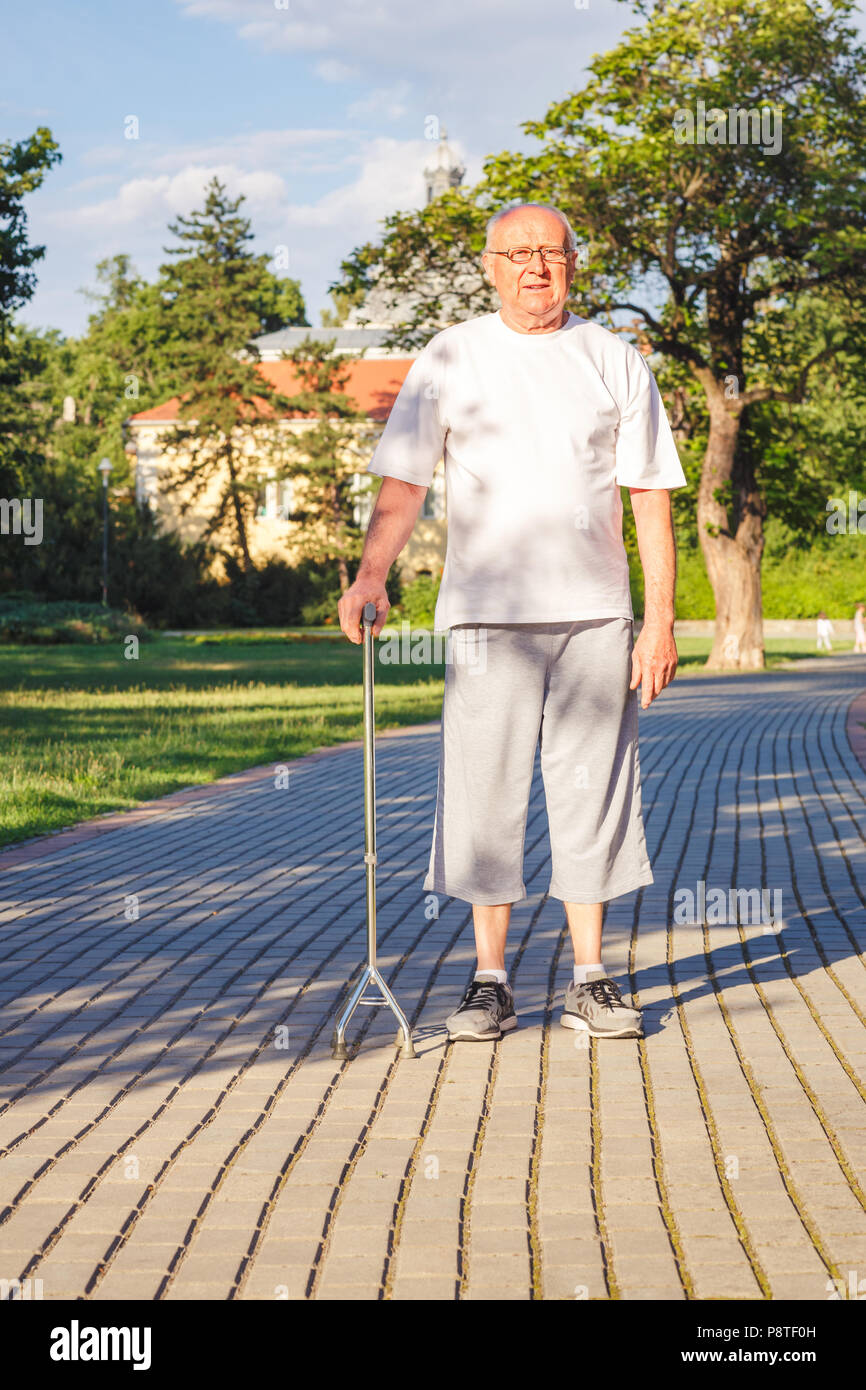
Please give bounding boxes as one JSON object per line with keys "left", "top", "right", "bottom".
{"left": 128, "top": 420, "right": 447, "bottom": 582}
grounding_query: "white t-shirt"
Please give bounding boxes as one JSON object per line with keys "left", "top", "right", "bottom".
{"left": 367, "top": 310, "right": 687, "bottom": 630}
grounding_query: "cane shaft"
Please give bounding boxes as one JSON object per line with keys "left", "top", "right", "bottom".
{"left": 363, "top": 609, "right": 377, "bottom": 971}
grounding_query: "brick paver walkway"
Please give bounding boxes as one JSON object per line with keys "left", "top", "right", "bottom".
{"left": 1, "top": 658, "right": 865, "bottom": 1301}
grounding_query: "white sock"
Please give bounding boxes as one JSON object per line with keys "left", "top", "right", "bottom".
{"left": 573, "top": 963, "right": 604, "bottom": 986}
{"left": 475, "top": 968, "right": 507, "bottom": 984}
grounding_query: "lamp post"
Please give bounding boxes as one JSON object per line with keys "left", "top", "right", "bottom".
{"left": 98, "top": 458, "right": 112, "bottom": 607}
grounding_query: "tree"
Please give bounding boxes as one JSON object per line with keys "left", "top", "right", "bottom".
{"left": 0, "top": 127, "right": 61, "bottom": 494}
{"left": 335, "top": 0, "right": 866, "bottom": 668}
{"left": 0, "top": 127, "right": 61, "bottom": 329}
{"left": 320, "top": 284, "right": 365, "bottom": 327}
{"left": 256, "top": 271, "right": 308, "bottom": 333}
{"left": 0, "top": 323, "right": 60, "bottom": 500}
{"left": 157, "top": 178, "right": 295, "bottom": 572}
{"left": 47, "top": 255, "right": 180, "bottom": 490}
{"left": 650, "top": 287, "right": 866, "bottom": 616}
{"left": 276, "top": 335, "right": 378, "bottom": 593}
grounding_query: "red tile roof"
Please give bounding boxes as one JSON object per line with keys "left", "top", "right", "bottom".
{"left": 126, "top": 358, "right": 413, "bottom": 425}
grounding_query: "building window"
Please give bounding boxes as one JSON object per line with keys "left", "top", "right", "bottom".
{"left": 135, "top": 459, "right": 158, "bottom": 510}
{"left": 257, "top": 479, "right": 294, "bottom": 520}
{"left": 351, "top": 474, "right": 375, "bottom": 527}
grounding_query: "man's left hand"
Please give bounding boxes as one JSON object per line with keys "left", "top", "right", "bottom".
{"left": 630, "top": 622, "right": 678, "bottom": 709}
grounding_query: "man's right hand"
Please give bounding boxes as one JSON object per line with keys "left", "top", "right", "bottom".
{"left": 337, "top": 577, "right": 391, "bottom": 645}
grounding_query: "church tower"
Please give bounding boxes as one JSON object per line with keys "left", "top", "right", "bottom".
{"left": 341, "top": 128, "right": 467, "bottom": 339}
{"left": 424, "top": 128, "right": 465, "bottom": 204}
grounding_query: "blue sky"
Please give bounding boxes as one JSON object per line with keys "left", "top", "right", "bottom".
{"left": 4, "top": 0, "right": 865, "bottom": 339}
{"left": 1, "top": 0, "right": 633, "bottom": 336}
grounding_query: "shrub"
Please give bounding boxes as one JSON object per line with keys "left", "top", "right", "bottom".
{"left": 0, "top": 599, "right": 150, "bottom": 645}
{"left": 219, "top": 555, "right": 344, "bottom": 627}
{"left": 388, "top": 570, "right": 440, "bottom": 627}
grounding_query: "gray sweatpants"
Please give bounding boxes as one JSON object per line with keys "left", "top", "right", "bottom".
{"left": 422, "top": 619, "right": 653, "bottom": 905}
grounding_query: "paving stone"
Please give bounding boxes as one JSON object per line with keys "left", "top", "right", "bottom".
{"left": 390, "top": 1272, "right": 460, "bottom": 1299}
{"left": 163, "top": 1281, "right": 232, "bottom": 1301}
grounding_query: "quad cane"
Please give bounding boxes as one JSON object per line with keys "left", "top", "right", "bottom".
{"left": 331, "top": 602, "right": 416, "bottom": 1060}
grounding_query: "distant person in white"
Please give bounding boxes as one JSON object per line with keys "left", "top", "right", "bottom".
{"left": 817, "top": 611, "right": 835, "bottom": 652}
{"left": 854, "top": 604, "right": 866, "bottom": 654}
{"left": 338, "top": 204, "right": 686, "bottom": 1043}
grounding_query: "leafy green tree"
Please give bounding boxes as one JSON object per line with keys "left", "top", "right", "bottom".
{"left": 651, "top": 288, "right": 866, "bottom": 617}
{"left": 320, "top": 284, "right": 365, "bottom": 327}
{"left": 275, "top": 335, "right": 378, "bottom": 592}
{"left": 0, "top": 127, "right": 61, "bottom": 327}
{"left": 157, "top": 177, "right": 295, "bottom": 572}
{"left": 0, "top": 127, "right": 61, "bottom": 494}
{"left": 256, "top": 271, "right": 308, "bottom": 333}
{"left": 45, "top": 255, "right": 179, "bottom": 491}
{"left": 0, "top": 324, "right": 58, "bottom": 497}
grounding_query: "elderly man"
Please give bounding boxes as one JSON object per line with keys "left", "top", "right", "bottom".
{"left": 338, "top": 203, "right": 686, "bottom": 1043}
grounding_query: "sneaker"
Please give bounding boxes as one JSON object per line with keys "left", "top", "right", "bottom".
{"left": 560, "top": 969, "right": 643, "bottom": 1039}
{"left": 446, "top": 975, "right": 518, "bottom": 1041}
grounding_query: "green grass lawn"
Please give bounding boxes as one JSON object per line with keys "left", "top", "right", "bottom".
{"left": 674, "top": 635, "right": 855, "bottom": 670}
{"left": 0, "top": 630, "right": 855, "bottom": 848}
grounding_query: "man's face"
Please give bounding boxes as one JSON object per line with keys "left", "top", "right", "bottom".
{"left": 482, "top": 209, "right": 576, "bottom": 322}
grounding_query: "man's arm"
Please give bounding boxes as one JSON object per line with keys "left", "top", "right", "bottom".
{"left": 337, "top": 476, "right": 428, "bottom": 644}
{"left": 628, "top": 486, "right": 678, "bottom": 709}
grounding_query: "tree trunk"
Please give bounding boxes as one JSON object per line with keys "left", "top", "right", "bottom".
{"left": 226, "top": 448, "right": 253, "bottom": 573}
{"left": 696, "top": 394, "right": 765, "bottom": 670}
{"left": 331, "top": 480, "right": 350, "bottom": 592}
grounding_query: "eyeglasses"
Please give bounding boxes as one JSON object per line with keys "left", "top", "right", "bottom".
{"left": 485, "top": 246, "right": 572, "bottom": 264}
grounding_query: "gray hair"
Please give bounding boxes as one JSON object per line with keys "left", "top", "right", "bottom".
{"left": 484, "top": 202, "right": 577, "bottom": 252}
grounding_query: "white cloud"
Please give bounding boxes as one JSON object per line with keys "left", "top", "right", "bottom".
{"left": 82, "top": 128, "right": 350, "bottom": 175}
{"left": 347, "top": 81, "right": 411, "bottom": 122}
{"left": 315, "top": 58, "right": 359, "bottom": 83}
{"left": 175, "top": 0, "right": 382, "bottom": 51}
{"left": 287, "top": 137, "right": 428, "bottom": 229}
{"left": 47, "top": 165, "right": 290, "bottom": 232}
{"left": 51, "top": 135, "right": 438, "bottom": 236}
{"left": 65, "top": 173, "right": 123, "bottom": 195}
{"left": 237, "top": 18, "right": 331, "bottom": 49}
{"left": 149, "top": 129, "right": 352, "bottom": 176}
